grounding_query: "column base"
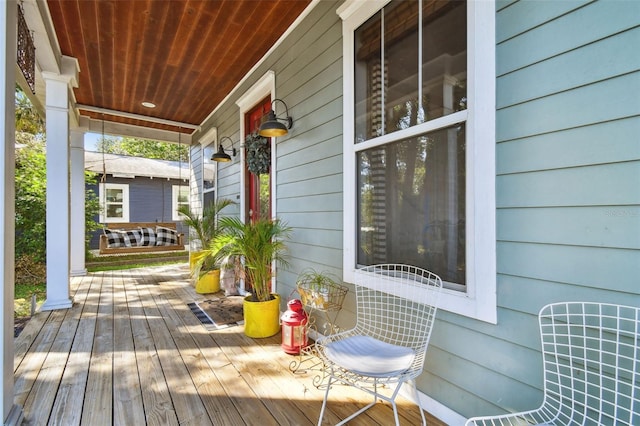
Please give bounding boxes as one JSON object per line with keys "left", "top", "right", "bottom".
{"left": 70, "top": 268, "right": 87, "bottom": 277}
{"left": 40, "top": 298, "right": 73, "bottom": 311}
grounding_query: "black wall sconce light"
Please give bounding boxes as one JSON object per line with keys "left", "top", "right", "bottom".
{"left": 258, "top": 98, "right": 293, "bottom": 137}
{"left": 211, "top": 136, "right": 237, "bottom": 162}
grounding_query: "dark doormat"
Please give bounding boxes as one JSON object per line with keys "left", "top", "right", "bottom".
{"left": 188, "top": 295, "right": 244, "bottom": 329}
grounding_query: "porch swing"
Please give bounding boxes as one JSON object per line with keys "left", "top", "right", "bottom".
{"left": 97, "top": 123, "right": 185, "bottom": 255}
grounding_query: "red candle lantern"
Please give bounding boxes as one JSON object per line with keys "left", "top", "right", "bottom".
{"left": 281, "top": 299, "right": 308, "bottom": 354}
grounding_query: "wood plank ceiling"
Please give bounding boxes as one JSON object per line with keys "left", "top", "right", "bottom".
{"left": 46, "top": 0, "right": 312, "bottom": 135}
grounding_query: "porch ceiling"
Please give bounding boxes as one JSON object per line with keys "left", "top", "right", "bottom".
{"left": 45, "top": 0, "right": 312, "bottom": 137}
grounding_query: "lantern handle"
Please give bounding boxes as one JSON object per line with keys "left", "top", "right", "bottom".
{"left": 288, "top": 288, "right": 301, "bottom": 303}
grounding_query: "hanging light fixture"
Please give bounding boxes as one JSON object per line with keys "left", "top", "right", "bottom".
{"left": 211, "top": 136, "right": 237, "bottom": 162}
{"left": 258, "top": 98, "right": 293, "bottom": 137}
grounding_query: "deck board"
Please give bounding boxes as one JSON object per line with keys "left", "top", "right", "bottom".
{"left": 126, "top": 272, "right": 178, "bottom": 426}
{"left": 48, "top": 274, "right": 98, "bottom": 426}
{"left": 81, "top": 271, "right": 114, "bottom": 426}
{"left": 136, "top": 277, "right": 212, "bottom": 426}
{"left": 14, "top": 264, "right": 448, "bottom": 426}
{"left": 112, "top": 271, "right": 146, "bottom": 426}
{"left": 154, "top": 287, "right": 246, "bottom": 425}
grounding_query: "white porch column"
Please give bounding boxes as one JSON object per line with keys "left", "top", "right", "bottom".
{"left": 41, "top": 58, "right": 78, "bottom": 311}
{"left": 70, "top": 129, "right": 86, "bottom": 276}
{"left": 1, "top": 2, "right": 25, "bottom": 424}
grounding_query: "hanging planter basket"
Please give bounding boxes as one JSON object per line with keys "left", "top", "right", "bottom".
{"left": 245, "top": 133, "right": 271, "bottom": 175}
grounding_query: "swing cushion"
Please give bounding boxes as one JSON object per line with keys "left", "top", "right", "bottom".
{"left": 155, "top": 226, "right": 178, "bottom": 246}
{"left": 139, "top": 227, "right": 156, "bottom": 246}
{"left": 103, "top": 229, "right": 130, "bottom": 248}
{"left": 99, "top": 223, "right": 184, "bottom": 254}
{"left": 125, "top": 229, "right": 142, "bottom": 246}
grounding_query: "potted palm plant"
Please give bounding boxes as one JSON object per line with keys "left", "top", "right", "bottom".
{"left": 178, "top": 198, "right": 235, "bottom": 293}
{"left": 209, "top": 216, "right": 292, "bottom": 338}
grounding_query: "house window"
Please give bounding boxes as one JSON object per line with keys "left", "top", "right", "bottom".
{"left": 172, "top": 185, "right": 189, "bottom": 221}
{"left": 202, "top": 141, "right": 216, "bottom": 209}
{"left": 99, "top": 183, "right": 129, "bottom": 223}
{"left": 340, "top": 0, "right": 496, "bottom": 322}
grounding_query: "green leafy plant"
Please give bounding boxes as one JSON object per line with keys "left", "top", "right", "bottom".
{"left": 178, "top": 198, "right": 236, "bottom": 275}
{"left": 296, "top": 268, "right": 344, "bottom": 310}
{"left": 15, "top": 133, "right": 47, "bottom": 262}
{"left": 96, "top": 136, "right": 189, "bottom": 162}
{"left": 245, "top": 133, "right": 270, "bottom": 175}
{"left": 178, "top": 199, "right": 236, "bottom": 250}
{"left": 84, "top": 171, "right": 102, "bottom": 258}
{"left": 209, "top": 216, "right": 292, "bottom": 302}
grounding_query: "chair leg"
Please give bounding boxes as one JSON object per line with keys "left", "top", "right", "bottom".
{"left": 387, "top": 380, "right": 426, "bottom": 426}
{"left": 391, "top": 399, "right": 401, "bottom": 426}
{"left": 317, "top": 375, "right": 334, "bottom": 426}
{"left": 411, "top": 380, "right": 427, "bottom": 426}
{"left": 335, "top": 379, "right": 379, "bottom": 425}
{"left": 336, "top": 400, "right": 377, "bottom": 426}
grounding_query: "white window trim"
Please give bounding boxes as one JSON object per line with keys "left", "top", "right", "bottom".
{"left": 339, "top": 0, "right": 497, "bottom": 323}
{"left": 172, "top": 185, "right": 189, "bottom": 221}
{"left": 99, "top": 182, "right": 130, "bottom": 223}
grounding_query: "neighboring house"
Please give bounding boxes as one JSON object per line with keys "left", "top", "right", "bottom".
{"left": 188, "top": 1, "right": 639, "bottom": 423}
{"left": 84, "top": 151, "right": 193, "bottom": 249}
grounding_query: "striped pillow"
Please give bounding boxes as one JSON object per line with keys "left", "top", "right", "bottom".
{"left": 103, "top": 229, "right": 130, "bottom": 248}
{"left": 139, "top": 227, "right": 156, "bottom": 246}
{"left": 155, "top": 226, "right": 178, "bottom": 246}
{"left": 125, "top": 229, "right": 142, "bottom": 247}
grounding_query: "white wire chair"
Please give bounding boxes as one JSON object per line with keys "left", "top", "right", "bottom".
{"left": 466, "top": 302, "right": 640, "bottom": 426}
{"left": 315, "top": 264, "right": 442, "bottom": 426}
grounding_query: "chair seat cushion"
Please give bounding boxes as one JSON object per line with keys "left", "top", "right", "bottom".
{"left": 324, "top": 335, "right": 415, "bottom": 377}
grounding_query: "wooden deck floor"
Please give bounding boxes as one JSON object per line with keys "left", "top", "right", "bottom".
{"left": 14, "top": 264, "right": 447, "bottom": 426}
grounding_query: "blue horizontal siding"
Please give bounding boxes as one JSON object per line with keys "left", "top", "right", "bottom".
{"left": 497, "top": 72, "right": 640, "bottom": 142}
{"left": 497, "top": 117, "right": 640, "bottom": 174}
{"left": 464, "top": 0, "right": 640, "bottom": 419}
{"left": 496, "top": 0, "right": 640, "bottom": 76}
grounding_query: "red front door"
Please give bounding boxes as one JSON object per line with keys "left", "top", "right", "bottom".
{"left": 245, "top": 97, "right": 272, "bottom": 222}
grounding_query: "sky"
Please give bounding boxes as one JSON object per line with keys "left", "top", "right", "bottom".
{"left": 84, "top": 132, "right": 101, "bottom": 151}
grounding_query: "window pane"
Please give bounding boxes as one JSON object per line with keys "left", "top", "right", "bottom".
{"left": 384, "top": 1, "right": 419, "bottom": 134}
{"left": 106, "top": 188, "right": 123, "bottom": 202}
{"left": 177, "top": 187, "right": 189, "bottom": 203}
{"left": 203, "top": 190, "right": 215, "bottom": 210}
{"left": 355, "top": 10, "right": 382, "bottom": 142}
{"left": 422, "top": 0, "right": 467, "bottom": 120}
{"left": 203, "top": 144, "right": 216, "bottom": 191}
{"left": 259, "top": 173, "right": 270, "bottom": 219}
{"left": 354, "top": 0, "right": 467, "bottom": 143}
{"left": 357, "top": 123, "right": 466, "bottom": 285}
{"left": 107, "top": 204, "right": 123, "bottom": 219}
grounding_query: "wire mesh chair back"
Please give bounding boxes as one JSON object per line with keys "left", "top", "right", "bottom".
{"left": 316, "top": 264, "right": 442, "bottom": 426}
{"left": 354, "top": 264, "right": 443, "bottom": 380}
{"left": 466, "top": 302, "right": 640, "bottom": 426}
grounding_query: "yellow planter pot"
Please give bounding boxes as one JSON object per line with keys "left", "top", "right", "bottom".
{"left": 189, "top": 251, "right": 206, "bottom": 273}
{"left": 195, "top": 269, "right": 221, "bottom": 294}
{"left": 243, "top": 294, "right": 281, "bottom": 338}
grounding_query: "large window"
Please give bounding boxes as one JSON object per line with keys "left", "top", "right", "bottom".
{"left": 99, "top": 183, "right": 129, "bottom": 223}
{"left": 340, "top": 0, "right": 496, "bottom": 322}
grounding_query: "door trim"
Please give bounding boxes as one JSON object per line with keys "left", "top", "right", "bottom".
{"left": 236, "top": 70, "right": 276, "bottom": 222}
